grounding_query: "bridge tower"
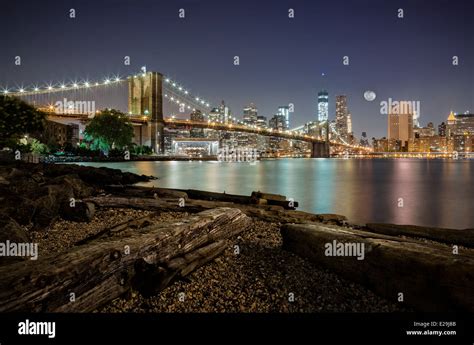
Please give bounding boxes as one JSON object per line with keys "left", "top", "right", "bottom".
{"left": 128, "top": 71, "right": 164, "bottom": 153}
{"left": 310, "top": 120, "right": 330, "bottom": 158}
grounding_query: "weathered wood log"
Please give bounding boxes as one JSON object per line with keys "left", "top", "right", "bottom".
{"left": 114, "top": 187, "right": 299, "bottom": 209}
{"left": 85, "top": 196, "right": 206, "bottom": 213}
{"left": 75, "top": 215, "right": 153, "bottom": 245}
{"left": 104, "top": 185, "right": 188, "bottom": 200}
{"left": 366, "top": 223, "right": 474, "bottom": 248}
{"left": 0, "top": 208, "right": 252, "bottom": 312}
{"left": 281, "top": 223, "right": 474, "bottom": 312}
{"left": 85, "top": 195, "right": 333, "bottom": 224}
{"left": 175, "top": 189, "right": 298, "bottom": 209}
{"left": 251, "top": 191, "right": 286, "bottom": 201}
{"left": 133, "top": 240, "right": 227, "bottom": 296}
{"left": 173, "top": 188, "right": 252, "bottom": 204}
{"left": 251, "top": 191, "right": 298, "bottom": 209}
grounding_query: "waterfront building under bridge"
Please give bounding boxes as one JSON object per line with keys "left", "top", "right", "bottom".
{"left": 171, "top": 138, "right": 219, "bottom": 157}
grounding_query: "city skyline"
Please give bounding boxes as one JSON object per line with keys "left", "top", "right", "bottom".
{"left": 0, "top": 0, "right": 473, "bottom": 138}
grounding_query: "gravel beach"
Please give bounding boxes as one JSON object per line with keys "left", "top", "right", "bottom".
{"left": 32, "top": 208, "right": 408, "bottom": 313}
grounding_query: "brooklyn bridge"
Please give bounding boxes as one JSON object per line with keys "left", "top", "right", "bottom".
{"left": 3, "top": 70, "right": 371, "bottom": 158}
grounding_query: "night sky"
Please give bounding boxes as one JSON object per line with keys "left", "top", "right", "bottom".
{"left": 1, "top": 0, "right": 473, "bottom": 138}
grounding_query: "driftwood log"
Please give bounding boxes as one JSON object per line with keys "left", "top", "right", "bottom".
{"left": 366, "top": 223, "right": 474, "bottom": 248}
{"left": 103, "top": 185, "right": 189, "bottom": 200}
{"left": 102, "top": 185, "right": 298, "bottom": 209}
{"left": 0, "top": 207, "right": 251, "bottom": 312}
{"left": 176, "top": 189, "right": 298, "bottom": 209}
{"left": 281, "top": 223, "right": 474, "bottom": 312}
{"left": 85, "top": 195, "right": 339, "bottom": 224}
{"left": 75, "top": 215, "right": 153, "bottom": 245}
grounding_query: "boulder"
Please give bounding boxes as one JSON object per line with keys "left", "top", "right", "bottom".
{"left": 7, "top": 168, "right": 28, "bottom": 180}
{"left": 49, "top": 174, "right": 94, "bottom": 198}
{"left": 59, "top": 201, "right": 96, "bottom": 222}
{"left": 0, "top": 192, "right": 36, "bottom": 226}
{"left": 41, "top": 164, "right": 151, "bottom": 186}
{"left": 0, "top": 216, "right": 30, "bottom": 265}
{"left": 33, "top": 184, "right": 74, "bottom": 228}
{"left": 0, "top": 215, "right": 30, "bottom": 243}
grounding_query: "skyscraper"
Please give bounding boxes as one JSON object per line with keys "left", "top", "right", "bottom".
{"left": 243, "top": 103, "right": 258, "bottom": 126}
{"left": 438, "top": 122, "right": 446, "bottom": 137}
{"left": 190, "top": 109, "right": 205, "bottom": 138}
{"left": 256, "top": 115, "right": 267, "bottom": 128}
{"left": 277, "top": 106, "right": 290, "bottom": 129}
{"left": 388, "top": 110, "right": 414, "bottom": 149}
{"left": 219, "top": 100, "right": 230, "bottom": 124}
{"left": 335, "top": 95, "right": 349, "bottom": 141}
{"left": 317, "top": 90, "right": 329, "bottom": 122}
{"left": 209, "top": 101, "right": 230, "bottom": 123}
{"left": 269, "top": 114, "right": 286, "bottom": 131}
{"left": 347, "top": 113, "right": 352, "bottom": 134}
{"left": 360, "top": 132, "right": 369, "bottom": 147}
{"left": 208, "top": 107, "right": 221, "bottom": 123}
{"left": 447, "top": 111, "right": 474, "bottom": 135}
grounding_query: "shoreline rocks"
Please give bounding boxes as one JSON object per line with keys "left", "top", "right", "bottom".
{"left": 0, "top": 162, "right": 155, "bottom": 230}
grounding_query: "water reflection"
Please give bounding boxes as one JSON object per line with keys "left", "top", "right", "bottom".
{"left": 78, "top": 159, "right": 474, "bottom": 229}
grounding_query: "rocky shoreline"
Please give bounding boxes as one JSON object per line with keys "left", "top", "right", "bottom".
{"left": 0, "top": 161, "right": 472, "bottom": 313}
{"left": 27, "top": 206, "right": 406, "bottom": 313}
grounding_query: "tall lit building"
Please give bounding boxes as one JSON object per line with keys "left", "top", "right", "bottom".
{"left": 243, "top": 103, "right": 258, "bottom": 126}
{"left": 219, "top": 100, "right": 230, "bottom": 124}
{"left": 446, "top": 111, "right": 457, "bottom": 137}
{"left": 347, "top": 113, "right": 352, "bottom": 135}
{"left": 208, "top": 107, "right": 220, "bottom": 123}
{"left": 256, "top": 115, "right": 267, "bottom": 128}
{"left": 359, "top": 131, "right": 369, "bottom": 147}
{"left": 317, "top": 90, "right": 329, "bottom": 122}
{"left": 438, "top": 122, "right": 446, "bottom": 137}
{"left": 269, "top": 114, "right": 286, "bottom": 131}
{"left": 277, "top": 106, "right": 290, "bottom": 129}
{"left": 413, "top": 110, "right": 420, "bottom": 128}
{"left": 208, "top": 101, "right": 231, "bottom": 124}
{"left": 447, "top": 111, "right": 474, "bottom": 135}
{"left": 190, "top": 109, "right": 205, "bottom": 138}
{"left": 388, "top": 110, "right": 414, "bottom": 150}
{"left": 335, "top": 95, "right": 349, "bottom": 141}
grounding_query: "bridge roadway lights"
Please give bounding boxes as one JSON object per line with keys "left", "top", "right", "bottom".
{"left": 311, "top": 142, "right": 330, "bottom": 158}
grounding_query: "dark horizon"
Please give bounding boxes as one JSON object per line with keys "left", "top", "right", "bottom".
{"left": 0, "top": 0, "right": 473, "bottom": 138}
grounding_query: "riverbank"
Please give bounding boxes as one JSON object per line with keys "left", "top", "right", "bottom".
{"left": 0, "top": 161, "right": 473, "bottom": 312}
{"left": 26, "top": 205, "right": 405, "bottom": 312}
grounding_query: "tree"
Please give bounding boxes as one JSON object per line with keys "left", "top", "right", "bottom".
{"left": 84, "top": 109, "right": 134, "bottom": 152}
{"left": 30, "top": 138, "right": 49, "bottom": 154}
{"left": 0, "top": 96, "right": 46, "bottom": 147}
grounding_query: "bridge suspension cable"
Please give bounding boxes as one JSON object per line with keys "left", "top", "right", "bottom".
{"left": 162, "top": 76, "right": 212, "bottom": 114}
{"left": 1, "top": 72, "right": 214, "bottom": 114}
{"left": 2, "top": 76, "right": 126, "bottom": 97}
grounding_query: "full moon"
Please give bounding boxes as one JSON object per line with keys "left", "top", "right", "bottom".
{"left": 364, "top": 90, "right": 376, "bottom": 101}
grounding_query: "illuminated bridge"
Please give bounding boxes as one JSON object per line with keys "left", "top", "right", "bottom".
{"left": 2, "top": 70, "right": 371, "bottom": 157}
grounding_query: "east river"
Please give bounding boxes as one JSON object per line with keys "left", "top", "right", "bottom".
{"left": 78, "top": 159, "right": 474, "bottom": 229}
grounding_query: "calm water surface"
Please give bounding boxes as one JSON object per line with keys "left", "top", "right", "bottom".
{"left": 78, "top": 159, "right": 474, "bottom": 229}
